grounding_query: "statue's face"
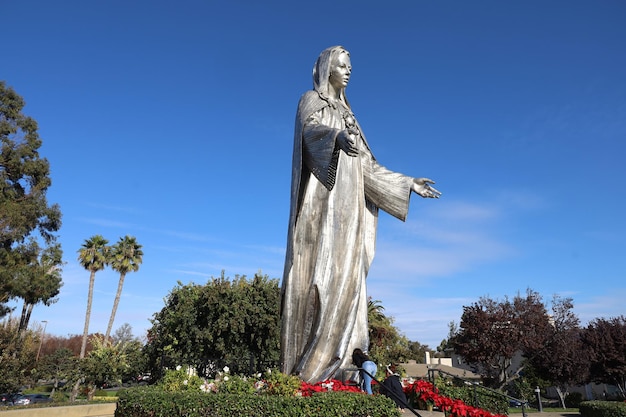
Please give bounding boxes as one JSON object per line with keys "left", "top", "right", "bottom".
{"left": 329, "top": 52, "right": 352, "bottom": 90}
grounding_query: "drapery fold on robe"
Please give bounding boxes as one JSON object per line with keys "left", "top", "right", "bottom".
{"left": 280, "top": 88, "right": 415, "bottom": 383}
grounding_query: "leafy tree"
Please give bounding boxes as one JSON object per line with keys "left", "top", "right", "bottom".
{"left": 367, "top": 298, "right": 393, "bottom": 353}
{"left": 0, "top": 319, "right": 38, "bottom": 394}
{"left": 81, "top": 335, "right": 129, "bottom": 399}
{"left": 366, "top": 297, "right": 427, "bottom": 370}
{"left": 527, "top": 295, "right": 588, "bottom": 408}
{"left": 112, "top": 323, "right": 148, "bottom": 383}
{"left": 77, "top": 235, "right": 109, "bottom": 358}
{"left": 407, "top": 340, "right": 430, "bottom": 362}
{"left": 13, "top": 241, "right": 63, "bottom": 332}
{"left": 437, "top": 321, "right": 458, "bottom": 354}
{"left": 453, "top": 289, "right": 553, "bottom": 389}
{"left": 145, "top": 272, "right": 280, "bottom": 378}
{"left": 0, "top": 81, "right": 62, "bottom": 317}
{"left": 582, "top": 315, "right": 626, "bottom": 398}
{"left": 106, "top": 235, "right": 143, "bottom": 339}
{"left": 36, "top": 347, "right": 78, "bottom": 395}
{"left": 120, "top": 338, "right": 147, "bottom": 384}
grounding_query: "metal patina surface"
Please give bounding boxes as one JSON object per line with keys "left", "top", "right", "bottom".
{"left": 280, "top": 46, "right": 440, "bottom": 383}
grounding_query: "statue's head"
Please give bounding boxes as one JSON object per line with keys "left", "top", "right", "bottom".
{"left": 313, "top": 46, "right": 350, "bottom": 103}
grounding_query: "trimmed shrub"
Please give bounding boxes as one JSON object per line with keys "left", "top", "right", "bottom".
{"left": 115, "top": 386, "right": 401, "bottom": 417}
{"left": 579, "top": 400, "right": 626, "bottom": 417}
{"left": 437, "top": 383, "right": 508, "bottom": 415}
{"left": 565, "top": 391, "right": 584, "bottom": 408}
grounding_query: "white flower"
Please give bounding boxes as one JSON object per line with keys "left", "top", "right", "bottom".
{"left": 266, "top": 368, "right": 272, "bottom": 375}
{"left": 256, "top": 373, "right": 262, "bottom": 379}
{"left": 223, "top": 366, "right": 230, "bottom": 374}
{"left": 176, "top": 365, "right": 182, "bottom": 371}
{"left": 183, "top": 379, "right": 188, "bottom": 385}
{"left": 321, "top": 381, "right": 334, "bottom": 391}
{"left": 223, "top": 375, "right": 229, "bottom": 381}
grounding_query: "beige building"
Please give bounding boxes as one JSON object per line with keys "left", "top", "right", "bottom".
{"left": 400, "top": 352, "right": 481, "bottom": 380}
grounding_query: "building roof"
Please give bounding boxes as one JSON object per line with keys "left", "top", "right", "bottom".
{"left": 399, "top": 360, "right": 482, "bottom": 380}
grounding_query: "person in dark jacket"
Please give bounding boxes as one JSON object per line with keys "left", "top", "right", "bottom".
{"left": 380, "top": 364, "right": 408, "bottom": 410}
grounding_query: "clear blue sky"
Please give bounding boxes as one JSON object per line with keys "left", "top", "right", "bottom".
{"left": 3, "top": 0, "right": 625, "bottom": 349}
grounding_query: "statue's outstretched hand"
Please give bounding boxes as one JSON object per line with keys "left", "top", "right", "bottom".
{"left": 412, "top": 177, "right": 441, "bottom": 199}
{"left": 336, "top": 129, "right": 359, "bottom": 157}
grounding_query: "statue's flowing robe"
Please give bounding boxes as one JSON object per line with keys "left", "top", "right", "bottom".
{"left": 280, "top": 90, "right": 414, "bottom": 382}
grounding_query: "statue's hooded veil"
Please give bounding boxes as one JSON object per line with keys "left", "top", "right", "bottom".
{"left": 312, "top": 45, "right": 350, "bottom": 109}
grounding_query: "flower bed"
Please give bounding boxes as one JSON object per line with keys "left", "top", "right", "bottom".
{"left": 404, "top": 379, "right": 508, "bottom": 417}
{"left": 114, "top": 367, "right": 400, "bottom": 417}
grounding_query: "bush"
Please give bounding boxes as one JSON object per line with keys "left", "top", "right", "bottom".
{"left": 436, "top": 382, "right": 508, "bottom": 415}
{"left": 217, "top": 374, "right": 257, "bottom": 395}
{"left": 565, "top": 391, "right": 584, "bottom": 408}
{"left": 579, "top": 400, "right": 626, "bottom": 417}
{"left": 51, "top": 391, "right": 68, "bottom": 403}
{"left": 115, "top": 386, "right": 401, "bottom": 417}
{"left": 262, "top": 370, "right": 301, "bottom": 396}
{"left": 159, "top": 366, "right": 205, "bottom": 392}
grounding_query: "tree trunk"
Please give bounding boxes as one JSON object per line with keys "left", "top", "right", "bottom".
{"left": 73, "top": 270, "right": 96, "bottom": 402}
{"left": 80, "top": 270, "right": 96, "bottom": 358}
{"left": 87, "top": 384, "right": 96, "bottom": 401}
{"left": 18, "top": 303, "right": 28, "bottom": 332}
{"left": 70, "top": 380, "right": 79, "bottom": 402}
{"left": 105, "top": 272, "right": 126, "bottom": 339}
{"left": 24, "top": 303, "right": 34, "bottom": 330}
{"left": 556, "top": 386, "right": 566, "bottom": 409}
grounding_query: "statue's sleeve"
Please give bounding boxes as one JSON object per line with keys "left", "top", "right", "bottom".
{"left": 301, "top": 108, "right": 341, "bottom": 191}
{"left": 362, "top": 152, "right": 413, "bottom": 221}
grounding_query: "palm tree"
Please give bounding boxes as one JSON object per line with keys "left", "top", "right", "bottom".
{"left": 77, "top": 235, "right": 109, "bottom": 358}
{"left": 367, "top": 297, "right": 387, "bottom": 326}
{"left": 367, "top": 297, "right": 392, "bottom": 348}
{"left": 105, "top": 235, "right": 143, "bottom": 339}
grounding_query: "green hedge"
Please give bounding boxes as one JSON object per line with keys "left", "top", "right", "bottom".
{"left": 115, "top": 386, "right": 401, "bottom": 417}
{"left": 437, "top": 384, "right": 509, "bottom": 415}
{"left": 579, "top": 400, "right": 626, "bottom": 417}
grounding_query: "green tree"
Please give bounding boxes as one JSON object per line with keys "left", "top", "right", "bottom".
{"left": 105, "top": 235, "right": 143, "bottom": 339}
{"left": 145, "top": 272, "right": 280, "bottom": 378}
{"left": 0, "top": 319, "right": 38, "bottom": 394}
{"left": 81, "top": 335, "right": 128, "bottom": 399}
{"left": 36, "top": 347, "right": 78, "bottom": 395}
{"left": 14, "top": 241, "right": 63, "bottom": 332}
{"left": 112, "top": 323, "right": 148, "bottom": 383}
{"left": 77, "top": 235, "right": 109, "bottom": 358}
{"left": 0, "top": 81, "right": 62, "bottom": 317}
{"left": 366, "top": 297, "right": 422, "bottom": 371}
{"left": 437, "top": 321, "right": 458, "bottom": 354}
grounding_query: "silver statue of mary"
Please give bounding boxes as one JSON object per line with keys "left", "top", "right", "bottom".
{"left": 280, "top": 46, "right": 440, "bottom": 383}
